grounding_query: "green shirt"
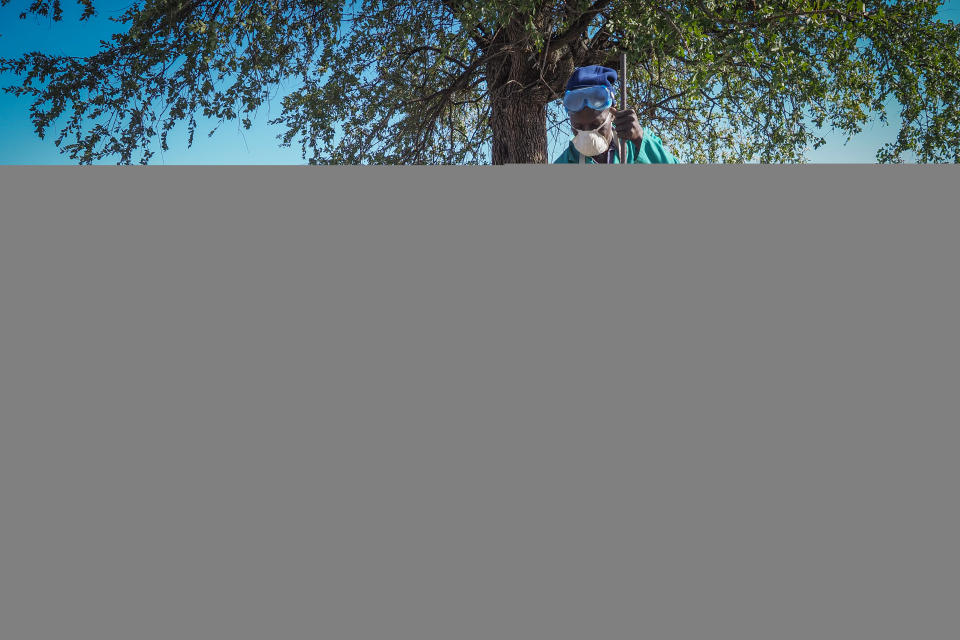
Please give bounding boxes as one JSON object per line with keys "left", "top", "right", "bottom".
{"left": 552, "top": 131, "right": 680, "bottom": 164}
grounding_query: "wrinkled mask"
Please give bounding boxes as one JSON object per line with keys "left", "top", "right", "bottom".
{"left": 572, "top": 112, "right": 613, "bottom": 157}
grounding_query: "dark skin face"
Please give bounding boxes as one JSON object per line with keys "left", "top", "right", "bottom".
{"left": 569, "top": 105, "right": 644, "bottom": 161}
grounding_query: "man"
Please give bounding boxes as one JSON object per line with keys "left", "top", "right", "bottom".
{"left": 553, "top": 65, "right": 679, "bottom": 164}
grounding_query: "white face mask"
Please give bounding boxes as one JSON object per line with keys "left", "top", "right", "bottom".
{"left": 572, "top": 112, "right": 613, "bottom": 157}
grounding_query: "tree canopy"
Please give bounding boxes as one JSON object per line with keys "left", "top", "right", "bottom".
{"left": 2, "top": 0, "right": 959, "bottom": 164}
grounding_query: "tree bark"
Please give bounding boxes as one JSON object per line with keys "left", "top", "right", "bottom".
{"left": 489, "top": 89, "right": 549, "bottom": 164}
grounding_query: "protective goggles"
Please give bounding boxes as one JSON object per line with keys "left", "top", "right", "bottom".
{"left": 563, "top": 85, "right": 614, "bottom": 113}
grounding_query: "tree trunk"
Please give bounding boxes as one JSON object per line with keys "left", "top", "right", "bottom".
{"left": 486, "top": 28, "right": 553, "bottom": 165}
{"left": 484, "top": 14, "right": 585, "bottom": 164}
{"left": 489, "top": 90, "right": 549, "bottom": 164}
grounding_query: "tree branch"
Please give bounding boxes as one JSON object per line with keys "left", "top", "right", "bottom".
{"left": 552, "top": 0, "right": 614, "bottom": 49}
{"left": 394, "top": 45, "right": 473, "bottom": 71}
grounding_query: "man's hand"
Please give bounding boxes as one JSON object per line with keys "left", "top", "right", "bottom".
{"left": 612, "top": 108, "right": 643, "bottom": 143}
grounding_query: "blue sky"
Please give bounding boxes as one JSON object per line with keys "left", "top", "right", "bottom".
{"left": 1, "top": 1, "right": 958, "bottom": 164}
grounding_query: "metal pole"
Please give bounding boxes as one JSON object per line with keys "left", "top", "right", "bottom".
{"left": 619, "top": 52, "right": 627, "bottom": 163}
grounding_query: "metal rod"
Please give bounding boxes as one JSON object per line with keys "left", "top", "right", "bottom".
{"left": 619, "top": 52, "right": 627, "bottom": 163}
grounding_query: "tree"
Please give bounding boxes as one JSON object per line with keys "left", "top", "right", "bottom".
{"left": 2, "top": 0, "right": 959, "bottom": 164}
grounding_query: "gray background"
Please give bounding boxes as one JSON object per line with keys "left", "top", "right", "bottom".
{"left": 1, "top": 166, "right": 957, "bottom": 640}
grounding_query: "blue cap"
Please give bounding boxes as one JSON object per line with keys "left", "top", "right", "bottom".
{"left": 566, "top": 65, "right": 619, "bottom": 92}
